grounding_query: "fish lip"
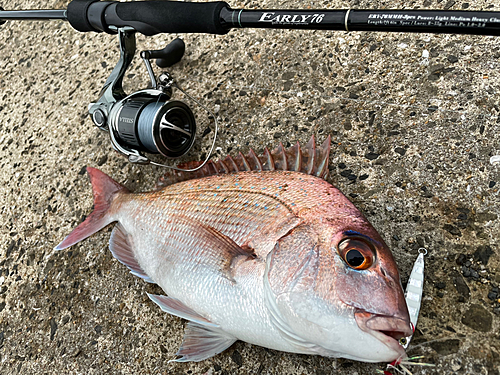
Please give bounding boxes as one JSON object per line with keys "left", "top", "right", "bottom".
{"left": 354, "top": 310, "right": 412, "bottom": 359}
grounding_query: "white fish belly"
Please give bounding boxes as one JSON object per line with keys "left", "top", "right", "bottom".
{"left": 119, "top": 216, "right": 300, "bottom": 354}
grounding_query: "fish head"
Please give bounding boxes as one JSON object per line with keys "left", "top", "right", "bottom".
{"left": 329, "top": 227, "right": 412, "bottom": 362}
{"left": 265, "top": 220, "right": 411, "bottom": 363}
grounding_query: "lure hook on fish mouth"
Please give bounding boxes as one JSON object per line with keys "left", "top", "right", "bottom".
{"left": 354, "top": 310, "right": 412, "bottom": 357}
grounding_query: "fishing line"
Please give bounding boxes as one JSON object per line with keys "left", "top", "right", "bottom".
{"left": 149, "top": 82, "right": 219, "bottom": 172}
{"left": 138, "top": 101, "right": 163, "bottom": 152}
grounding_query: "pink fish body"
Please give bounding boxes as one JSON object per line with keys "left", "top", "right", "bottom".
{"left": 56, "top": 137, "right": 411, "bottom": 363}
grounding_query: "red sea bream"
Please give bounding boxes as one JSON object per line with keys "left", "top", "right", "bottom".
{"left": 56, "top": 137, "right": 412, "bottom": 363}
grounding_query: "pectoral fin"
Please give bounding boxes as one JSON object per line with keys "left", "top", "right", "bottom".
{"left": 173, "top": 322, "right": 237, "bottom": 362}
{"left": 165, "top": 216, "right": 255, "bottom": 280}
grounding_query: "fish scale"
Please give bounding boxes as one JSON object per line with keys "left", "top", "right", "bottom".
{"left": 56, "top": 137, "right": 413, "bottom": 364}
{"left": 122, "top": 172, "right": 331, "bottom": 248}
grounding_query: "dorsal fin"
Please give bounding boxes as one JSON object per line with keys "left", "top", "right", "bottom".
{"left": 302, "top": 136, "right": 316, "bottom": 175}
{"left": 155, "top": 135, "right": 331, "bottom": 189}
{"left": 270, "top": 142, "right": 287, "bottom": 171}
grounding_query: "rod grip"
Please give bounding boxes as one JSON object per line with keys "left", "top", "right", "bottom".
{"left": 109, "top": 1, "right": 230, "bottom": 35}
{"left": 67, "top": 0, "right": 230, "bottom": 35}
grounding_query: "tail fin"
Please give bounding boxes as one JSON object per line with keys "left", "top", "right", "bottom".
{"left": 55, "top": 167, "right": 129, "bottom": 250}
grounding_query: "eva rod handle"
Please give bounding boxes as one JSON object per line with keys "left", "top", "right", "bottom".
{"left": 67, "top": 0, "right": 230, "bottom": 35}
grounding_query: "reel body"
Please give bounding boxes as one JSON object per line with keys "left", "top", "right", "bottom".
{"left": 89, "top": 28, "right": 215, "bottom": 168}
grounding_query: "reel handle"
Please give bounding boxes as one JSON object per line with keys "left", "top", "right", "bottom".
{"left": 144, "top": 38, "right": 185, "bottom": 68}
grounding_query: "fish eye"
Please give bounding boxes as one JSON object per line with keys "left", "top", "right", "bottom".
{"left": 338, "top": 238, "right": 375, "bottom": 270}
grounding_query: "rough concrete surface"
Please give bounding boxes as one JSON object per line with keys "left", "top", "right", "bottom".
{"left": 0, "top": 0, "right": 499, "bottom": 374}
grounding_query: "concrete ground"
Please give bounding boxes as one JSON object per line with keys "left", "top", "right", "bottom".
{"left": 0, "top": 0, "right": 499, "bottom": 374}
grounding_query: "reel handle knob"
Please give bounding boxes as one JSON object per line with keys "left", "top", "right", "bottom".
{"left": 145, "top": 38, "right": 185, "bottom": 68}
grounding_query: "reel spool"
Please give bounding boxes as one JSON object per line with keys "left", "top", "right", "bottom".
{"left": 112, "top": 95, "right": 196, "bottom": 158}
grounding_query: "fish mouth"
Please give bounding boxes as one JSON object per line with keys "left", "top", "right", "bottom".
{"left": 354, "top": 310, "right": 412, "bottom": 359}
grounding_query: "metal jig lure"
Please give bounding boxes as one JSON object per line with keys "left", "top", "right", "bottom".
{"left": 402, "top": 247, "right": 427, "bottom": 349}
{"left": 377, "top": 248, "right": 434, "bottom": 375}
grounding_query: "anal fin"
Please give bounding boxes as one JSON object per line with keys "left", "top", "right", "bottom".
{"left": 109, "top": 224, "right": 154, "bottom": 283}
{"left": 147, "top": 294, "right": 217, "bottom": 327}
{"left": 172, "top": 322, "right": 237, "bottom": 362}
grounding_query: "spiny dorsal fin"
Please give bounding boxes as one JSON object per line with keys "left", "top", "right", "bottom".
{"left": 155, "top": 135, "right": 331, "bottom": 189}
{"left": 302, "top": 136, "right": 316, "bottom": 175}
{"left": 271, "top": 142, "right": 288, "bottom": 171}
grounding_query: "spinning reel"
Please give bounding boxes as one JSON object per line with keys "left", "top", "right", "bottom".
{"left": 89, "top": 28, "right": 217, "bottom": 170}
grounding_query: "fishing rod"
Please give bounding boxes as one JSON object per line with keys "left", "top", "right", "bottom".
{"left": 1, "top": 1, "right": 499, "bottom": 169}
{"left": 2, "top": 1, "right": 499, "bottom": 36}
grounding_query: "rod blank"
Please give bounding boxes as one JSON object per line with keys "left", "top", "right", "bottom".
{"left": 0, "top": 9, "right": 67, "bottom": 20}
{"left": 221, "top": 8, "right": 500, "bottom": 36}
